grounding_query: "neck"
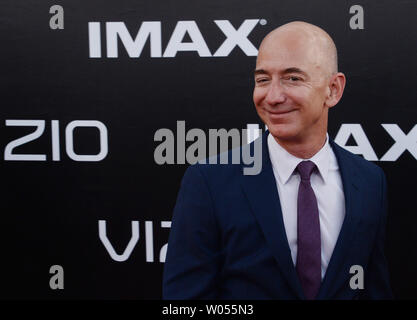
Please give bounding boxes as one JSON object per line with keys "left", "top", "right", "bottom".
{"left": 273, "top": 132, "right": 327, "bottom": 159}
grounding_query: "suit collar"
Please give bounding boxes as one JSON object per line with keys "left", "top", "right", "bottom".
{"left": 316, "top": 139, "right": 363, "bottom": 299}
{"left": 267, "top": 133, "right": 332, "bottom": 184}
{"left": 240, "top": 131, "right": 305, "bottom": 299}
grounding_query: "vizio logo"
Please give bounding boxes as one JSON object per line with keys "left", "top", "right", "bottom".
{"left": 88, "top": 19, "right": 262, "bottom": 58}
{"left": 98, "top": 220, "right": 171, "bottom": 263}
{"left": 3, "top": 120, "right": 108, "bottom": 162}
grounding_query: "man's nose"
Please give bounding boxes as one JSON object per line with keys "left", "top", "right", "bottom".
{"left": 265, "top": 80, "right": 286, "bottom": 105}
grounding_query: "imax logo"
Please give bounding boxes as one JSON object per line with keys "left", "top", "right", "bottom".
{"left": 248, "top": 123, "right": 417, "bottom": 162}
{"left": 88, "top": 19, "right": 261, "bottom": 58}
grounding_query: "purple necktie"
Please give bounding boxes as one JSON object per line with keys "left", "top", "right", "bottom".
{"left": 295, "top": 160, "right": 321, "bottom": 300}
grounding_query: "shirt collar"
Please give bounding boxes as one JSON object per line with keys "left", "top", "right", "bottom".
{"left": 267, "top": 133, "right": 330, "bottom": 184}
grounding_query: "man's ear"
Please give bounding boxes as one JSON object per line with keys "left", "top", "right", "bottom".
{"left": 325, "top": 72, "right": 346, "bottom": 108}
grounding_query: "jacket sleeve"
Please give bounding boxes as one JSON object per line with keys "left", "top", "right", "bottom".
{"left": 361, "top": 168, "right": 393, "bottom": 299}
{"left": 162, "top": 165, "right": 222, "bottom": 299}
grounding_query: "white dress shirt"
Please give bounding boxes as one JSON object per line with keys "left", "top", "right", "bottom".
{"left": 267, "top": 133, "right": 345, "bottom": 279}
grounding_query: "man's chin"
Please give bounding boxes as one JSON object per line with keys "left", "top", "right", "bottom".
{"left": 267, "top": 124, "right": 298, "bottom": 141}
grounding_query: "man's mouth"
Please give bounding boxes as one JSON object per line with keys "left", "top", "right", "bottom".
{"left": 266, "top": 109, "right": 296, "bottom": 116}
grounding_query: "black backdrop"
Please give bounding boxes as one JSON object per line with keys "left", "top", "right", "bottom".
{"left": 0, "top": 0, "right": 416, "bottom": 299}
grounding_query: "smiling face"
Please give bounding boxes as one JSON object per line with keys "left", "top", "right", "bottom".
{"left": 253, "top": 23, "right": 341, "bottom": 145}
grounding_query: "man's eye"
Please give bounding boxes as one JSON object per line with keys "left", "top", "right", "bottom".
{"left": 256, "top": 78, "right": 269, "bottom": 83}
{"left": 289, "top": 76, "right": 301, "bottom": 81}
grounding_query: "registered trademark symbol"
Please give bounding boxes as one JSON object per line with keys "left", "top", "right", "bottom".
{"left": 259, "top": 19, "right": 267, "bottom": 25}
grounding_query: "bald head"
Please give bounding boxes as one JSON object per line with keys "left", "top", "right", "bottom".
{"left": 258, "top": 21, "right": 338, "bottom": 77}
{"left": 253, "top": 21, "right": 346, "bottom": 155}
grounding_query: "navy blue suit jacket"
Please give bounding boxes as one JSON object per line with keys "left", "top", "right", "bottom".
{"left": 163, "top": 131, "right": 392, "bottom": 299}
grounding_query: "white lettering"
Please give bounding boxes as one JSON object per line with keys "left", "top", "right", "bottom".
{"left": 214, "top": 19, "right": 259, "bottom": 56}
{"left": 163, "top": 21, "right": 211, "bottom": 57}
{"left": 334, "top": 124, "right": 378, "bottom": 160}
{"left": 98, "top": 220, "right": 140, "bottom": 262}
{"left": 106, "top": 21, "right": 162, "bottom": 58}
{"left": 380, "top": 124, "right": 417, "bottom": 161}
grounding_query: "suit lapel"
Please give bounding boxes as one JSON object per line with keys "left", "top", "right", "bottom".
{"left": 240, "top": 131, "right": 305, "bottom": 299}
{"left": 316, "top": 140, "right": 363, "bottom": 299}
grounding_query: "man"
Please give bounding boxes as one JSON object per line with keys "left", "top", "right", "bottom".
{"left": 163, "top": 21, "right": 392, "bottom": 299}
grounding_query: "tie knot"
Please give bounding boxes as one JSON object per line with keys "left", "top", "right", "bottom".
{"left": 296, "top": 160, "right": 316, "bottom": 181}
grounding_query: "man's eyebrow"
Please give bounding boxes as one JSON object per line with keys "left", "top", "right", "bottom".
{"left": 254, "top": 67, "right": 309, "bottom": 77}
{"left": 282, "top": 67, "right": 308, "bottom": 77}
{"left": 254, "top": 69, "right": 268, "bottom": 76}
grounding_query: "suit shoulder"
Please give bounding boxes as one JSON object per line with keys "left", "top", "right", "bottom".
{"left": 331, "top": 140, "right": 385, "bottom": 179}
